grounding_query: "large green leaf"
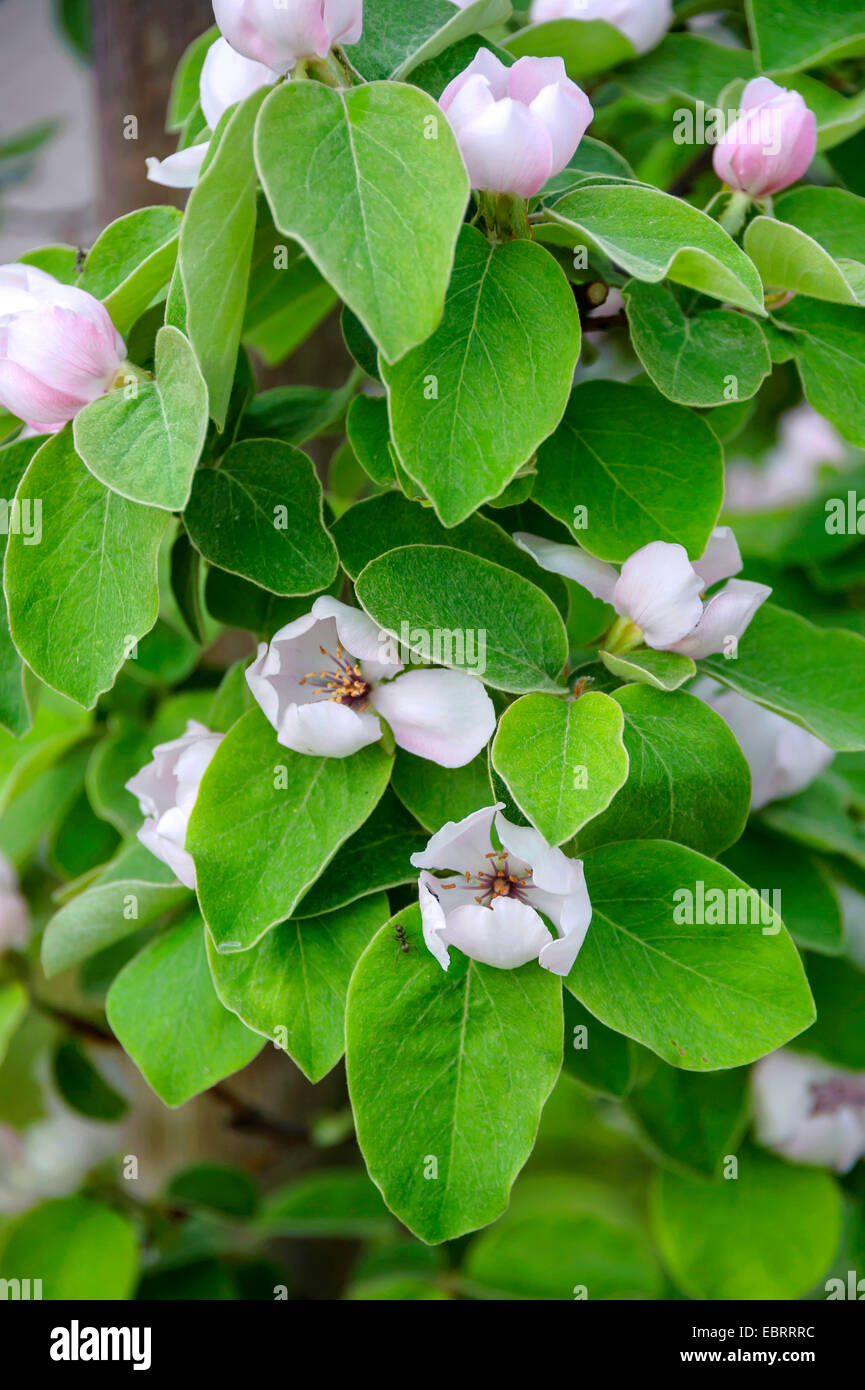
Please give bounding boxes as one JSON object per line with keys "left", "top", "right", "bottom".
{"left": 505, "top": 18, "right": 634, "bottom": 81}
{"left": 627, "top": 1064, "right": 749, "bottom": 1178}
{"left": 106, "top": 910, "right": 263, "bottom": 1106}
{"left": 78, "top": 205, "right": 182, "bottom": 337}
{"left": 382, "top": 227, "right": 580, "bottom": 526}
{"left": 576, "top": 685, "right": 751, "bottom": 858}
{"left": 176, "top": 89, "right": 267, "bottom": 427}
{"left": 187, "top": 707, "right": 392, "bottom": 952}
{"left": 624, "top": 280, "right": 771, "bottom": 406}
{"left": 331, "top": 489, "right": 566, "bottom": 611}
{"left": 701, "top": 604, "right": 865, "bottom": 751}
{"left": 295, "top": 788, "right": 422, "bottom": 916}
{"left": 346, "top": 904, "right": 563, "bottom": 1244}
{"left": 652, "top": 1147, "right": 842, "bottom": 1299}
{"left": 569, "top": 839, "right": 815, "bottom": 1069}
{"left": 5, "top": 431, "right": 166, "bottom": 708}
{"left": 562, "top": 989, "right": 637, "bottom": 1099}
{"left": 391, "top": 747, "right": 493, "bottom": 833}
{"left": 0, "top": 1197, "right": 138, "bottom": 1300}
{"left": 745, "top": 199, "right": 865, "bottom": 308}
{"left": 207, "top": 892, "right": 390, "bottom": 1083}
{"left": 621, "top": 33, "right": 754, "bottom": 107}
{"left": 747, "top": 0, "right": 865, "bottom": 71}
{"left": 542, "top": 183, "right": 765, "bottom": 314}
{"left": 771, "top": 298, "right": 865, "bottom": 446}
{"left": 346, "top": 0, "right": 512, "bottom": 81}
{"left": 492, "top": 691, "right": 628, "bottom": 846}
{"left": 356, "top": 544, "right": 568, "bottom": 693}
{"left": 533, "top": 379, "right": 723, "bottom": 562}
{"left": 721, "top": 828, "right": 844, "bottom": 956}
{"left": 183, "top": 438, "right": 338, "bottom": 595}
{"left": 256, "top": 79, "right": 468, "bottom": 363}
{"left": 73, "top": 326, "right": 208, "bottom": 510}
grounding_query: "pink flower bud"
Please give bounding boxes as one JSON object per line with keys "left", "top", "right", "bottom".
{"left": 0, "top": 264, "right": 125, "bottom": 435}
{"left": 212, "top": 0, "right": 363, "bottom": 74}
{"left": 713, "top": 77, "right": 817, "bottom": 199}
{"left": 530, "top": 0, "right": 673, "bottom": 56}
{"left": 440, "top": 49, "right": 593, "bottom": 199}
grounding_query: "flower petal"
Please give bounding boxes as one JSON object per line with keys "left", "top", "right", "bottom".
{"left": 513, "top": 532, "right": 618, "bottom": 602}
{"left": 370, "top": 668, "right": 495, "bottom": 768}
{"left": 613, "top": 541, "right": 704, "bottom": 648}
{"left": 277, "top": 699, "right": 382, "bottom": 759}
{"left": 440, "top": 46, "right": 510, "bottom": 112}
{"left": 419, "top": 873, "right": 452, "bottom": 971}
{"left": 693, "top": 526, "right": 742, "bottom": 590}
{"left": 668, "top": 579, "right": 771, "bottom": 659}
{"left": 452, "top": 97, "right": 554, "bottom": 197}
{"left": 146, "top": 144, "right": 210, "bottom": 188}
{"left": 442, "top": 894, "right": 553, "bottom": 970}
{"left": 410, "top": 803, "right": 502, "bottom": 875}
{"left": 311, "top": 595, "right": 401, "bottom": 679}
{"left": 710, "top": 689, "right": 834, "bottom": 810}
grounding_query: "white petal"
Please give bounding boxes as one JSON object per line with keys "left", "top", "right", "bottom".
{"left": 199, "top": 37, "right": 277, "bottom": 131}
{"left": 496, "top": 815, "right": 592, "bottom": 974}
{"left": 138, "top": 819, "right": 194, "bottom": 889}
{"left": 513, "top": 532, "right": 618, "bottom": 602}
{"left": 668, "top": 579, "right": 771, "bottom": 659}
{"left": 442, "top": 894, "right": 553, "bottom": 970}
{"left": 411, "top": 803, "right": 502, "bottom": 875}
{"left": 277, "top": 699, "right": 382, "bottom": 758}
{"left": 145, "top": 145, "right": 209, "bottom": 188}
{"left": 711, "top": 689, "right": 833, "bottom": 810}
{"left": 311, "top": 595, "right": 401, "bottom": 679}
{"left": 454, "top": 97, "right": 553, "bottom": 197}
{"left": 693, "top": 526, "right": 743, "bottom": 590}
{"left": 440, "top": 47, "right": 511, "bottom": 112}
{"left": 419, "top": 873, "right": 452, "bottom": 971}
{"left": 613, "top": 541, "right": 704, "bottom": 649}
{"left": 370, "top": 668, "right": 495, "bottom": 768}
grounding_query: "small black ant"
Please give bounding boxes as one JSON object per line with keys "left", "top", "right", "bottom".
{"left": 394, "top": 923, "right": 411, "bottom": 953}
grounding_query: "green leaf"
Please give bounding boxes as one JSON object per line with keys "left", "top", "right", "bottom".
{"left": 5, "top": 431, "right": 166, "bottom": 708}
{"left": 346, "top": 904, "right": 563, "bottom": 1244}
{"left": 652, "top": 1146, "right": 842, "bottom": 1299}
{"left": 569, "top": 839, "right": 815, "bottom": 1069}
{"left": 761, "top": 777, "right": 865, "bottom": 872}
{"left": 745, "top": 215, "right": 865, "bottom": 308}
{"left": 562, "top": 990, "right": 637, "bottom": 1099}
{"left": 356, "top": 544, "right": 568, "bottom": 693}
{"left": 382, "top": 227, "right": 580, "bottom": 526}
{"left": 621, "top": 33, "right": 754, "bottom": 107}
{"left": 74, "top": 326, "right": 208, "bottom": 510}
{"left": 599, "top": 647, "right": 696, "bottom": 691}
{"left": 295, "top": 789, "right": 422, "bottom": 916}
{"left": 331, "top": 490, "right": 566, "bottom": 612}
{"left": 78, "top": 206, "right": 182, "bottom": 337}
{"left": 255, "top": 79, "right": 469, "bottom": 363}
{"left": 492, "top": 691, "right": 628, "bottom": 846}
{"left": 187, "top": 707, "right": 392, "bottom": 952}
{"left": 771, "top": 298, "right": 865, "bottom": 447}
{"left": 238, "top": 381, "right": 355, "bottom": 448}
{"left": 166, "top": 1162, "right": 257, "bottom": 1218}
{"left": 391, "top": 747, "right": 493, "bottom": 833}
{"left": 346, "top": 0, "right": 512, "bottom": 82}
{"left": 542, "top": 183, "right": 765, "bottom": 314}
{"left": 255, "top": 1170, "right": 393, "bottom": 1239}
{"left": 183, "top": 438, "right": 338, "bottom": 596}
{"left": 207, "top": 893, "right": 390, "bottom": 1082}
{"left": 345, "top": 395, "right": 395, "bottom": 486}
{"left": 166, "top": 26, "right": 218, "bottom": 132}
{"left": 799, "top": 952, "right": 865, "bottom": 1069}
{"left": 106, "top": 910, "right": 263, "bottom": 1106}
{"left": 533, "top": 380, "right": 723, "bottom": 562}
{"left": 464, "top": 1175, "right": 662, "bottom": 1300}
{"left": 576, "top": 685, "right": 751, "bottom": 858}
{"left": 624, "top": 280, "right": 771, "bottom": 406}
{"left": 41, "top": 861, "right": 191, "bottom": 978}
{"left": 177, "top": 89, "right": 268, "bottom": 427}
{"left": 204, "top": 567, "right": 310, "bottom": 638}
{"left": 0, "top": 983, "right": 27, "bottom": 1067}
{"left": 506, "top": 18, "right": 634, "bottom": 80}
{"left": 700, "top": 604, "right": 865, "bottom": 751}
{"left": 0, "top": 1197, "right": 138, "bottom": 1300}
{"left": 627, "top": 1064, "right": 749, "bottom": 1178}
{"left": 747, "top": 0, "right": 865, "bottom": 72}
{"left": 721, "top": 828, "right": 844, "bottom": 956}
{"left": 0, "top": 436, "right": 43, "bottom": 736}
{"left": 52, "top": 1038, "right": 129, "bottom": 1122}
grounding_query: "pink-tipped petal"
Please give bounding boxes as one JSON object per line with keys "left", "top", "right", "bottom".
{"left": 669, "top": 578, "right": 771, "bottom": 659}
{"left": 370, "top": 668, "right": 495, "bottom": 768}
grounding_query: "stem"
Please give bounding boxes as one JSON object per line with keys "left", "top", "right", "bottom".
{"left": 478, "top": 191, "right": 532, "bottom": 242}
{"left": 603, "top": 615, "right": 644, "bottom": 656}
{"left": 718, "top": 189, "right": 751, "bottom": 238}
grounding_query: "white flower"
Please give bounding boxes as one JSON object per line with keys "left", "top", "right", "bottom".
{"left": 529, "top": 0, "right": 673, "bottom": 56}
{"left": 125, "top": 721, "right": 223, "bottom": 890}
{"left": 146, "top": 37, "right": 278, "bottom": 188}
{"left": 699, "top": 682, "right": 834, "bottom": 811}
{"left": 0, "top": 852, "right": 29, "bottom": 954}
{"left": 245, "top": 596, "right": 496, "bottom": 766}
{"left": 412, "top": 803, "right": 592, "bottom": 975}
{"left": 725, "top": 404, "right": 849, "bottom": 513}
{"left": 213, "top": 0, "right": 363, "bottom": 74}
{"left": 753, "top": 1050, "right": 865, "bottom": 1173}
{"left": 514, "top": 526, "right": 771, "bottom": 659}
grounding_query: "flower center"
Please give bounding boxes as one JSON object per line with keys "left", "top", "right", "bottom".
{"left": 447, "top": 851, "right": 534, "bottom": 907}
{"left": 299, "top": 645, "right": 371, "bottom": 711}
{"left": 809, "top": 1077, "right": 865, "bottom": 1117}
